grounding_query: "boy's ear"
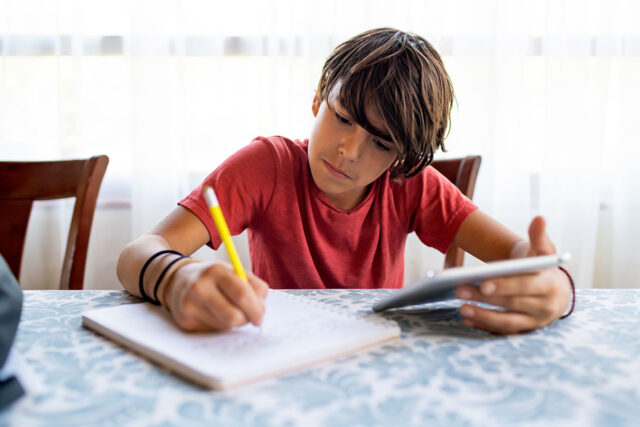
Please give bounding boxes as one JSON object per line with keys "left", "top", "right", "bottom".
{"left": 311, "top": 93, "right": 321, "bottom": 117}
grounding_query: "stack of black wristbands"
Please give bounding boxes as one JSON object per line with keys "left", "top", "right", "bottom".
{"left": 138, "top": 250, "right": 190, "bottom": 305}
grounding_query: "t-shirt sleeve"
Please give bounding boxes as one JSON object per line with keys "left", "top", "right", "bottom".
{"left": 179, "top": 137, "right": 277, "bottom": 249}
{"left": 402, "top": 166, "right": 478, "bottom": 254}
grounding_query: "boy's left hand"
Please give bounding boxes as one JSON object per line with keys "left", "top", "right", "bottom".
{"left": 455, "top": 216, "right": 572, "bottom": 334}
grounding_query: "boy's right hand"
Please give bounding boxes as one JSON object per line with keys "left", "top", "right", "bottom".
{"left": 160, "top": 261, "right": 269, "bottom": 332}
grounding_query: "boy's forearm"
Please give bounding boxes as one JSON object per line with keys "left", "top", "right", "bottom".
{"left": 454, "top": 210, "right": 523, "bottom": 262}
{"left": 508, "top": 240, "right": 531, "bottom": 259}
{"left": 116, "top": 234, "right": 175, "bottom": 298}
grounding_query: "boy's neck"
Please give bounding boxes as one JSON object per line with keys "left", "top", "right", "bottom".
{"left": 324, "top": 184, "right": 371, "bottom": 211}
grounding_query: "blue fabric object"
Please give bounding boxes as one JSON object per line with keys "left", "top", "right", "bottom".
{"left": 0, "top": 255, "right": 24, "bottom": 410}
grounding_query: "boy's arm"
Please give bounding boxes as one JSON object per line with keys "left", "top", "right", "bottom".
{"left": 451, "top": 210, "right": 572, "bottom": 334}
{"left": 116, "top": 206, "right": 268, "bottom": 331}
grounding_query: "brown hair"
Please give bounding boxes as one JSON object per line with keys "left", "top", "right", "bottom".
{"left": 316, "top": 28, "right": 454, "bottom": 179}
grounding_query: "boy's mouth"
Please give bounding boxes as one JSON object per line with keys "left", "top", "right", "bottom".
{"left": 322, "top": 160, "right": 351, "bottom": 179}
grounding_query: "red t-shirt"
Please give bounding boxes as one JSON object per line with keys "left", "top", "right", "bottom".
{"left": 179, "top": 136, "right": 477, "bottom": 289}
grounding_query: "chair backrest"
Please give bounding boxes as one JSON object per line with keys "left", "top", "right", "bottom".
{"left": 430, "top": 155, "right": 482, "bottom": 269}
{"left": 0, "top": 155, "right": 109, "bottom": 290}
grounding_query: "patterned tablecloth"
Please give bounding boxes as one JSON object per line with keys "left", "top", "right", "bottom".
{"left": 0, "top": 289, "right": 639, "bottom": 427}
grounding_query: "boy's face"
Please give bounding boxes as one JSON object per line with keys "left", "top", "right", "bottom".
{"left": 308, "top": 82, "right": 397, "bottom": 211}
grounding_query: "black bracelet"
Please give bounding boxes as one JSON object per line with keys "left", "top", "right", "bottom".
{"left": 153, "top": 255, "right": 189, "bottom": 304}
{"left": 139, "top": 250, "right": 183, "bottom": 304}
{"left": 558, "top": 266, "right": 575, "bottom": 319}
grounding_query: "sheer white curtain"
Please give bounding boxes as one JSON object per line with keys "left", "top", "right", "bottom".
{"left": 1, "top": 0, "right": 638, "bottom": 290}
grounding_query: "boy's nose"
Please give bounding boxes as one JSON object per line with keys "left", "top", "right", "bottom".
{"left": 338, "top": 129, "right": 367, "bottom": 160}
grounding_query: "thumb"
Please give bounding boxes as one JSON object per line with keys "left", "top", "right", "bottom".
{"left": 527, "top": 216, "right": 556, "bottom": 256}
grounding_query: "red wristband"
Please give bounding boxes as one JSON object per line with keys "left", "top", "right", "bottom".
{"left": 558, "top": 266, "right": 575, "bottom": 319}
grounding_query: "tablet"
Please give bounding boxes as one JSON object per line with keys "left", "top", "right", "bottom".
{"left": 372, "top": 253, "right": 571, "bottom": 312}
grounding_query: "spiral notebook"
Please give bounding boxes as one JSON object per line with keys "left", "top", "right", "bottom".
{"left": 82, "top": 290, "right": 400, "bottom": 390}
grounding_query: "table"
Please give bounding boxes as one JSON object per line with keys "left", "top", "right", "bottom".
{"left": 1, "top": 289, "right": 639, "bottom": 426}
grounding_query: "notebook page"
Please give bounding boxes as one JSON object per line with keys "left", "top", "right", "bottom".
{"left": 82, "top": 290, "right": 400, "bottom": 388}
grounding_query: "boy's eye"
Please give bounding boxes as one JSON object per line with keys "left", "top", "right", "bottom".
{"left": 335, "top": 112, "right": 351, "bottom": 125}
{"left": 374, "top": 140, "right": 391, "bottom": 152}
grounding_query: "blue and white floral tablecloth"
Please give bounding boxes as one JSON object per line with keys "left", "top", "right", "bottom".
{"left": 0, "top": 289, "right": 639, "bottom": 427}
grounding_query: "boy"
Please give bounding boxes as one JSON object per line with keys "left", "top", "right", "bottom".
{"left": 117, "top": 28, "right": 573, "bottom": 335}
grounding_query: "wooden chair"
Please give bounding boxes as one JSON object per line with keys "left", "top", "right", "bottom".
{"left": 0, "top": 155, "right": 109, "bottom": 290}
{"left": 431, "top": 155, "right": 482, "bottom": 269}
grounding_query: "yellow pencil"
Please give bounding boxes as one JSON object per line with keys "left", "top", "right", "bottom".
{"left": 203, "top": 186, "right": 248, "bottom": 282}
